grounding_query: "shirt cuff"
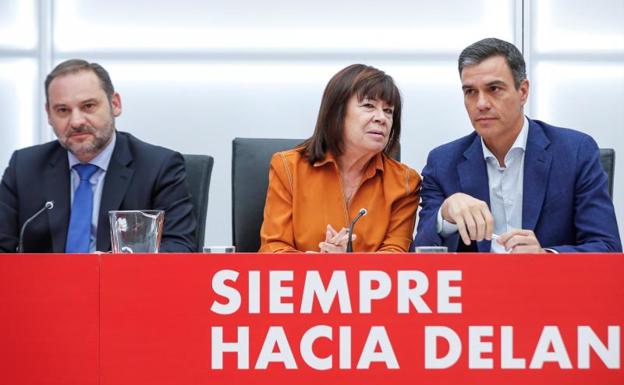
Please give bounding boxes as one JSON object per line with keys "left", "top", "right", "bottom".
{"left": 436, "top": 208, "right": 459, "bottom": 236}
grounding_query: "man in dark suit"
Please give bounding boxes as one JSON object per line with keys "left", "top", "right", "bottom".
{"left": 413, "top": 38, "right": 621, "bottom": 253}
{"left": 0, "top": 59, "right": 196, "bottom": 253}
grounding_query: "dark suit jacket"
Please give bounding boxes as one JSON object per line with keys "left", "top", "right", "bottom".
{"left": 0, "top": 131, "right": 196, "bottom": 252}
{"left": 413, "top": 119, "right": 622, "bottom": 252}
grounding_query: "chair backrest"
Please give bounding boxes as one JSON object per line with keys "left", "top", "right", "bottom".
{"left": 232, "top": 138, "right": 303, "bottom": 252}
{"left": 182, "top": 154, "right": 214, "bottom": 252}
{"left": 599, "top": 148, "right": 615, "bottom": 198}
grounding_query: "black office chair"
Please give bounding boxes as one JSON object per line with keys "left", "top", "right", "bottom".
{"left": 183, "top": 154, "right": 214, "bottom": 252}
{"left": 599, "top": 148, "right": 615, "bottom": 199}
{"left": 231, "top": 138, "right": 303, "bottom": 252}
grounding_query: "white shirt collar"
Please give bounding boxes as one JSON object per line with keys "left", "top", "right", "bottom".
{"left": 481, "top": 116, "right": 529, "bottom": 163}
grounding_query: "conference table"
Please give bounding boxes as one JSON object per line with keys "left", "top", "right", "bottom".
{"left": 1, "top": 253, "right": 622, "bottom": 384}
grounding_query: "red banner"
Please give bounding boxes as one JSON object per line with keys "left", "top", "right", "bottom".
{"left": 1, "top": 253, "right": 623, "bottom": 384}
{"left": 0, "top": 254, "right": 99, "bottom": 385}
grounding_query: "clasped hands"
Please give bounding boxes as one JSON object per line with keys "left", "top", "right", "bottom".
{"left": 441, "top": 192, "right": 545, "bottom": 253}
{"left": 314, "top": 224, "right": 356, "bottom": 253}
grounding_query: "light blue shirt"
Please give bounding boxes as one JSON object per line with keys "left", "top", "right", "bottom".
{"left": 68, "top": 132, "right": 116, "bottom": 252}
{"left": 437, "top": 117, "right": 529, "bottom": 251}
{"left": 482, "top": 117, "right": 528, "bottom": 236}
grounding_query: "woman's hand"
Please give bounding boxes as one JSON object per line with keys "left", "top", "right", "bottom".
{"left": 318, "top": 224, "right": 356, "bottom": 253}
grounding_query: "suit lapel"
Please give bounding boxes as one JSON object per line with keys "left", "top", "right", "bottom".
{"left": 44, "top": 147, "right": 71, "bottom": 253}
{"left": 522, "top": 120, "right": 552, "bottom": 230}
{"left": 458, "top": 134, "right": 491, "bottom": 252}
{"left": 97, "top": 133, "right": 134, "bottom": 251}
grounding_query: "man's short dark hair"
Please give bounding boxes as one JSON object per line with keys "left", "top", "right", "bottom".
{"left": 458, "top": 38, "right": 527, "bottom": 89}
{"left": 45, "top": 59, "right": 115, "bottom": 104}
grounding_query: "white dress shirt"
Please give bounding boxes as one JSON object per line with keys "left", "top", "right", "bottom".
{"left": 437, "top": 118, "right": 529, "bottom": 252}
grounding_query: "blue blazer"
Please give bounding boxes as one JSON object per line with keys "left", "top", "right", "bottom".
{"left": 0, "top": 131, "right": 196, "bottom": 253}
{"left": 413, "top": 119, "right": 621, "bottom": 252}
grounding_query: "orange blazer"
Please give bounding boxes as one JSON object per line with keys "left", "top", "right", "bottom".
{"left": 259, "top": 149, "right": 421, "bottom": 252}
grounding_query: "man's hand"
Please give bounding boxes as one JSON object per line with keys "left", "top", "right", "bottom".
{"left": 441, "top": 192, "right": 494, "bottom": 245}
{"left": 318, "top": 224, "right": 355, "bottom": 253}
{"left": 496, "top": 229, "right": 545, "bottom": 253}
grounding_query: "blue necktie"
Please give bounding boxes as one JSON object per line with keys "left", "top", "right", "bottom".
{"left": 65, "top": 164, "right": 99, "bottom": 253}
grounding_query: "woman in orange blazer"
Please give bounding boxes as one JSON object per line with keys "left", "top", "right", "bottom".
{"left": 259, "top": 64, "right": 420, "bottom": 253}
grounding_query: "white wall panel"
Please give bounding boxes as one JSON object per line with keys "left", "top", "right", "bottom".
{"left": 0, "top": 0, "right": 37, "bottom": 49}
{"left": 0, "top": 59, "right": 38, "bottom": 169}
{"left": 533, "top": 63, "right": 624, "bottom": 136}
{"left": 53, "top": 0, "right": 514, "bottom": 52}
{"left": 533, "top": 0, "right": 624, "bottom": 53}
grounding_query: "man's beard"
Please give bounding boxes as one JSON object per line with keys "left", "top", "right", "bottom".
{"left": 58, "top": 122, "right": 115, "bottom": 159}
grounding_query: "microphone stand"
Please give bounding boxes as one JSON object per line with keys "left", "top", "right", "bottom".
{"left": 17, "top": 201, "right": 54, "bottom": 253}
{"left": 346, "top": 208, "right": 367, "bottom": 253}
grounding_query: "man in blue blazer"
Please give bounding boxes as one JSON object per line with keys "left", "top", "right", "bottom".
{"left": 0, "top": 59, "right": 196, "bottom": 253}
{"left": 413, "top": 38, "right": 621, "bottom": 253}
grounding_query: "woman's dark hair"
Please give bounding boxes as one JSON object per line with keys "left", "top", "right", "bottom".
{"left": 302, "top": 64, "right": 402, "bottom": 164}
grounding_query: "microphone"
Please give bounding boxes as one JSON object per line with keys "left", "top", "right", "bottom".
{"left": 17, "top": 201, "right": 54, "bottom": 253}
{"left": 346, "top": 208, "right": 367, "bottom": 253}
